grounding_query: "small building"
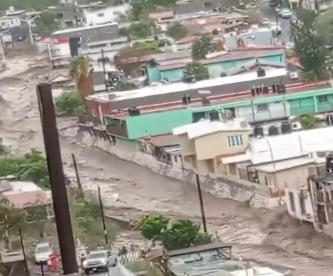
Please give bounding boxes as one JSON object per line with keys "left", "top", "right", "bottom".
{"left": 146, "top": 47, "right": 286, "bottom": 83}
{"left": 173, "top": 118, "right": 250, "bottom": 177}
{"left": 47, "top": 3, "right": 82, "bottom": 28}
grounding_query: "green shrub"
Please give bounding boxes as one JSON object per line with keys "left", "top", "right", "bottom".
{"left": 55, "top": 91, "right": 85, "bottom": 116}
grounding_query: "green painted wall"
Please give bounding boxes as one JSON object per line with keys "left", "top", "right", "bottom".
{"left": 126, "top": 108, "right": 192, "bottom": 139}
{"left": 108, "top": 87, "right": 333, "bottom": 139}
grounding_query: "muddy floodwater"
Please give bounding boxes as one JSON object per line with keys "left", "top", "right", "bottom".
{"left": 1, "top": 51, "right": 333, "bottom": 276}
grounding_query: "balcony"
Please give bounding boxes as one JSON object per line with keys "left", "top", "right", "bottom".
{"left": 106, "top": 123, "right": 128, "bottom": 138}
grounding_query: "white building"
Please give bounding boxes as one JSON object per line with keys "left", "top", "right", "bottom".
{"left": 0, "top": 16, "right": 21, "bottom": 29}
{"left": 83, "top": 5, "right": 130, "bottom": 25}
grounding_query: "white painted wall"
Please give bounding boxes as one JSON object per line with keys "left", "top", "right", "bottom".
{"left": 0, "top": 17, "right": 21, "bottom": 29}
{"left": 83, "top": 5, "right": 129, "bottom": 25}
{"left": 285, "top": 188, "right": 314, "bottom": 222}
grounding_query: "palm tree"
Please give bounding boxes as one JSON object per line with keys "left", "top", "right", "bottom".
{"left": 70, "top": 56, "right": 94, "bottom": 101}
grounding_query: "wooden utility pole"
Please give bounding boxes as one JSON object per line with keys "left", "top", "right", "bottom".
{"left": 37, "top": 83, "right": 78, "bottom": 274}
{"left": 71, "top": 153, "right": 84, "bottom": 199}
{"left": 195, "top": 174, "right": 207, "bottom": 233}
{"left": 18, "top": 228, "right": 29, "bottom": 276}
{"left": 98, "top": 186, "right": 109, "bottom": 245}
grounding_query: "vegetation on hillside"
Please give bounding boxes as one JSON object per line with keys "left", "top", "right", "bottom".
{"left": 166, "top": 22, "right": 188, "bottom": 41}
{"left": 0, "top": 150, "right": 49, "bottom": 188}
{"left": 128, "top": 22, "right": 152, "bottom": 38}
{"left": 137, "top": 215, "right": 212, "bottom": 250}
{"left": 36, "top": 11, "right": 58, "bottom": 36}
{"left": 55, "top": 91, "right": 85, "bottom": 116}
{"left": 0, "top": 0, "right": 56, "bottom": 11}
{"left": 290, "top": 9, "right": 329, "bottom": 80}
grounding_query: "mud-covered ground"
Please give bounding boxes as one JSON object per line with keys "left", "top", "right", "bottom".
{"left": 1, "top": 51, "right": 333, "bottom": 275}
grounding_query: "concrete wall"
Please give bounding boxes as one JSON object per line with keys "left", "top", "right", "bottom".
{"left": 78, "top": 131, "right": 279, "bottom": 208}
{"left": 257, "top": 165, "right": 310, "bottom": 193}
{"left": 178, "top": 134, "right": 195, "bottom": 156}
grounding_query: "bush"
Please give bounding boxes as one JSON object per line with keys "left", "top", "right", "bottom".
{"left": 137, "top": 215, "right": 169, "bottom": 240}
{"left": 166, "top": 22, "right": 187, "bottom": 41}
{"left": 55, "top": 91, "right": 85, "bottom": 116}
{"left": 137, "top": 215, "right": 212, "bottom": 250}
{"left": 128, "top": 22, "right": 151, "bottom": 38}
{"left": 115, "top": 82, "right": 138, "bottom": 91}
{"left": 0, "top": 150, "right": 49, "bottom": 188}
{"left": 299, "top": 114, "right": 317, "bottom": 129}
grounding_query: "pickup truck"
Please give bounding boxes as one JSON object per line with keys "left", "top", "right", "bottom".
{"left": 83, "top": 250, "right": 117, "bottom": 274}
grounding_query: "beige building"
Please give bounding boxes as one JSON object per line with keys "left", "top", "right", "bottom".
{"left": 173, "top": 119, "right": 250, "bottom": 177}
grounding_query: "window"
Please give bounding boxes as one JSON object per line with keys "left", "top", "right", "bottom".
{"left": 318, "top": 95, "right": 328, "bottom": 103}
{"left": 204, "top": 1, "right": 212, "bottom": 7}
{"left": 289, "top": 192, "right": 295, "bottom": 212}
{"left": 228, "top": 135, "right": 243, "bottom": 147}
{"left": 173, "top": 156, "right": 178, "bottom": 163}
{"left": 257, "top": 104, "right": 268, "bottom": 112}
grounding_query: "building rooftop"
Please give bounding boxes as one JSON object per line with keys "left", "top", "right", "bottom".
{"left": 255, "top": 157, "right": 313, "bottom": 173}
{"left": 173, "top": 118, "right": 250, "bottom": 139}
{"left": 52, "top": 22, "right": 118, "bottom": 35}
{"left": 221, "top": 126, "right": 333, "bottom": 165}
{"left": 88, "top": 68, "right": 288, "bottom": 102}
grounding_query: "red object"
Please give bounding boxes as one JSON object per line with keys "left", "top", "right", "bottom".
{"left": 48, "top": 254, "right": 59, "bottom": 272}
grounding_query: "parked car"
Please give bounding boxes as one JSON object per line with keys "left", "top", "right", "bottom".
{"left": 34, "top": 242, "right": 54, "bottom": 264}
{"left": 83, "top": 250, "right": 117, "bottom": 274}
{"left": 279, "top": 8, "right": 292, "bottom": 19}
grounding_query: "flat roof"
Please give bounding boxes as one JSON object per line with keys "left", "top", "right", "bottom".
{"left": 173, "top": 119, "right": 250, "bottom": 139}
{"left": 255, "top": 157, "right": 313, "bottom": 173}
{"left": 167, "top": 242, "right": 231, "bottom": 257}
{"left": 52, "top": 22, "right": 118, "bottom": 35}
{"left": 88, "top": 68, "right": 287, "bottom": 102}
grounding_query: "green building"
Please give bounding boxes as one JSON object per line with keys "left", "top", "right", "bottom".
{"left": 104, "top": 87, "right": 333, "bottom": 142}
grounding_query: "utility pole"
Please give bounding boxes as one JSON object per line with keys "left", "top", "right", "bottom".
{"left": 100, "top": 49, "right": 108, "bottom": 91}
{"left": 98, "top": 186, "right": 109, "bottom": 245}
{"left": 18, "top": 229, "right": 29, "bottom": 276}
{"left": 71, "top": 153, "right": 84, "bottom": 199}
{"left": 36, "top": 83, "right": 78, "bottom": 275}
{"left": 195, "top": 174, "right": 207, "bottom": 233}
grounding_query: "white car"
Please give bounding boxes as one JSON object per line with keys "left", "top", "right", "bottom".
{"left": 34, "top": 242, "right": 54, "bottom": 264}
{"left": 83, "top": 250, "right": 117, "bottom": 274}
{"left": 279, "top": 8, "right": 292, "bottom": 19}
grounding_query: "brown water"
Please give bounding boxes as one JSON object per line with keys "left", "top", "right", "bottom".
{"left": 1, "top": 52, "right": 333, "bottom": 276}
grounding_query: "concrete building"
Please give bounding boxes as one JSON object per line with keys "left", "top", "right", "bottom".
{"left": 83, "top": 5, "right": 130, "bottom": 25}
{"left": 173, "top": 119, "right": 250, "bottom": 176}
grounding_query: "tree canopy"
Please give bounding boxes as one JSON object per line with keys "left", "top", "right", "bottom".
{"left": 36, "top": 11, "right": 58, "bottom": 37}
{"left": 183, "top": 62, "right": 209, "bottom": 82}
{"left": 192, "top": 35, "right": 214, "bottom": 60}
{"left": 128, "top": 22, "right": 152, "bottom": 38}
{"left": 137, "top": 215, "right": 212, "bottom": 250}
{"left": 316, "top": 8, "right": 333, "bottom": 45}
{"left": 0, "top": 150, "right": 49, "bottom": 188}
{"left": 290, "top": 8, "right": 329, "bottom": 80}
{"left": 166, "top": 22, "right": 188, "bottom": 41}
{"left": 55, "top": 91, "right": 85, "bottom": 116}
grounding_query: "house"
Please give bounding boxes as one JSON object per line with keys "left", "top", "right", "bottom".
{"left": 0, "top": 181, "right": 50, "bottom": 209}
{"left": 174, "top": 0, "right": 235, "bottom": 15}
{"left": 83, "top": 5, "right": 130, "bottom": 25}
{"left": 146, "top": 47, "right": 286, "bottom": 83}
{"left": 47, "top": 3, "right": 82, "bottom": 28}
{"left": 52, "top": 22, "right": 120, "bottom": 53}
{"left": 173, "top": 118, "right": 250, "bottom": 176}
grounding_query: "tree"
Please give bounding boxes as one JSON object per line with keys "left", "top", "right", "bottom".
{"left": 36, "top": 11, "right": 58, "bottom": 36}
{"left": 137, "top": 215, "right": 212, "bottom": 250}
{"left": 316, "top": 8, "right": 333, "bottom": 45}
{"left": 0, "top": 203, "right": 25, "bottom": 249}
{"left": 161, "top": 219, "right": 211, "bottom": 250}
{"left": 192, "top": 35, "right": 214, "bottom": 60}
{"left": 299, "top": 114, "right": 317, "bottom": 129}
{"left": 128, "top": 22, "right": 151, "bottom": 38}
{"left": 183, "top": 62, "right": 209, "bottom": 82}
{"left": 166, "top": 22, "right": 188, "bottom": 41}
{"left": 70, "top": 56, "right": 94, "bottom": 101}
{"left": 55, "top": 91, "right": 85, "bottom": 115}
{"left": 0, "top": 150, "right": 49, "bottom": 188}
{"left": 290, "top": 9, "right": 328, "bottom": 80}
{"left": 136, "top": 215, "right": 169, "bottom": 240}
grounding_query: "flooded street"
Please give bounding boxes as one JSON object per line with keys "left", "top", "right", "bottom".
{"left": 1, "top": 52, "right": 333, "bottom": 275}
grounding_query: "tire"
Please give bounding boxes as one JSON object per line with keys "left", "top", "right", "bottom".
{"left": 84, "top": 269, "right": 90, "bottom": 275}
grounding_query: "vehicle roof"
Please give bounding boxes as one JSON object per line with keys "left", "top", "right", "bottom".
{"left": 89, "top": 250, "right": 108, "bottom": 254}
{"left": 36, "top": 242, "right": 51, "bottom": 247}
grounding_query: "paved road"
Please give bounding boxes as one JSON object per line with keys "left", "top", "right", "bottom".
{"left": 260, "top": 0, "right": 292, "bottom": 44}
